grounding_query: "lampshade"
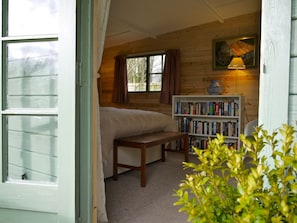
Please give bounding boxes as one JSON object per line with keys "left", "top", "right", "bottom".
{"left": 228, "top": 57, "right": 246, "bottom": 70}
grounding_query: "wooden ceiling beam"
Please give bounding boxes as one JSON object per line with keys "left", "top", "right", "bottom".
{"left": 200, "top": 0, "right": 225, "bottom": 23}
{"left": 109, "top": 16, "right": 157, "bottom": 39}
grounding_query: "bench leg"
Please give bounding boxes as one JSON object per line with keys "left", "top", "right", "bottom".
{"left": 113, "top": 141, "right": 118, "bottom": 181}
{"left": 140, "top": 146, "right": 146, "bottom": 187}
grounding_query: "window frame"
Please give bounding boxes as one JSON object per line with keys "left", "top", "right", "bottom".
{"left": 127, "top": 53, "right": 165, "bottom": 93}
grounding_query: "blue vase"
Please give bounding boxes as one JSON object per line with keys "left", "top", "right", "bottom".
{"left": 207, "top": 80, "right": 223, "bottom": 95}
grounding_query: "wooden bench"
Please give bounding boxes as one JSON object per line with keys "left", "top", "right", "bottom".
{"left": 113, "top": 131, "right": 189, "bottom": 187}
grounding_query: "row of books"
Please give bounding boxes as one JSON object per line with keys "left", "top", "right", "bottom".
{"left": 189, "top": 136, "right": 238, "bottom": 151}
{"left": 174, "top": 100, "right": 240, "bottom": 116}
{"left": 170, "top": 135, "right": 238, "bottom": 152}
{"left": 177, "top": 117, "right": 239, "bottom": 137}
{"left": 170, "top": 139, "right": 186, "bottom": 152}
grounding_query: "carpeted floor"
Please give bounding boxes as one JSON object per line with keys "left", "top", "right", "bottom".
{"left": 105, "top": 152, "right": 196, "bottom": 223}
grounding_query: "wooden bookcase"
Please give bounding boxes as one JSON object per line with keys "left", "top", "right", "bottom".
{"left": 172, "top": 95, "right": 243, "bottom": 153}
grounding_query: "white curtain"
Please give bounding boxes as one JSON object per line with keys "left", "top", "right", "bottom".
{"left": 93, "top": 0, "right": 110, "bottom": 222}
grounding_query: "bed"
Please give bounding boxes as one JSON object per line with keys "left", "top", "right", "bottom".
{"left": 99, "top": 107, "right": 177, "bottom": 178}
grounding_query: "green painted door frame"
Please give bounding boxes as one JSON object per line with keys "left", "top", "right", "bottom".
{"left": 76, "top": 0, "right": 94, "bottom": 222}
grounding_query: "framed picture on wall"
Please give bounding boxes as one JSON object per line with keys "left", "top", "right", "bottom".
{"left": 212, "top": 35, "right": 258, "bottom": 70}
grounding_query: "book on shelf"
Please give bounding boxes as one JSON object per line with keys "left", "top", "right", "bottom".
{"left": 172, "top": 138, "right": 187, "bottom": 152}
{"left": 176, "top": 117, "right": 239, "bottom": 137}
{"left": 175, "top": 100, "right": 239, "bottom": 116}
{"left": 189, "top": 136, "right": 238, "bottom": 152}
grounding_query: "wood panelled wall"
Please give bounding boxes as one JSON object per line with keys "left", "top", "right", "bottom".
{"left": 99, "top": 12, "right": 260, "bottom": 127}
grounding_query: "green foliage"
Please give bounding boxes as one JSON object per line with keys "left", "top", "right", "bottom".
{"left": 174, "top": 124, "right": 297, "bottom": 223}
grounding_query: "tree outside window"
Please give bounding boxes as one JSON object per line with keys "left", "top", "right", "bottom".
{"left": 127, "top": 54, "right": 165, "bottom": 92}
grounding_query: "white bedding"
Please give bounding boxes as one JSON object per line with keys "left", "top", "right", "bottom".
{"left": 99, "top": 107, "right": 177, "bottom": 177}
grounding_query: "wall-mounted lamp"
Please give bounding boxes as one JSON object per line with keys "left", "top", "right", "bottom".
{"left": 228, "top": 56, "right": 246, "bottom": 94}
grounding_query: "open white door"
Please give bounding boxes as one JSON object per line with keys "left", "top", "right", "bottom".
{"left": 259, "top": 0, "right": 291, "bottom": 130}
{"left": 0, "top": 0, "right": 76, "bottom": 222}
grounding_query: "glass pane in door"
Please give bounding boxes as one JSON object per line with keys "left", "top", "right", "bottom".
{"left": 5, "top": 115, "right": 58, "bottom": 183}
{"left": 4, "top": 41, "right": 58, "bottom": 109}
{"left": 6, "top": 0, "right": 58, "bottom": 36}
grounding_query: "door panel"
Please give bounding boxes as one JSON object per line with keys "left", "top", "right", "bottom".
{"left": 0, "top": 0, "right": 76, "bottom": 222}
{"left": 0, "top": 209, "right": 57, "bottom": 223}
{"left": 0, "top": 183, "right": 57, "bottom": 211}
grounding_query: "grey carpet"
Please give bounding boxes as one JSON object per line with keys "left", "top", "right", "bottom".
{"left": 105, "top": 152, "right": 195, "bottom": 223}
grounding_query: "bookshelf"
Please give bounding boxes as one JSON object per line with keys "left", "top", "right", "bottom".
{"left": 172, "top": 95, "right": 243, "bottom": 153}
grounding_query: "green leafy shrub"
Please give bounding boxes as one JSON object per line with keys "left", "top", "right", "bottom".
{"left": 174, "top": 124, "right": 297, "bottom": 223}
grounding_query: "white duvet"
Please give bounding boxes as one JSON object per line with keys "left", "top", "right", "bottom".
{"left": 99, "top": 107, "right": 177, "bottom": 163}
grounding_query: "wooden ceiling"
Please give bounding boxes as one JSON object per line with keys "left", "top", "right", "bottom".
{"left": 104, "top": 0, "right": 261, "bottom": 48}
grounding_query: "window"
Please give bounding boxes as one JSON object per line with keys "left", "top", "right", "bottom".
{"left": 127, "top": 53, "right": 165, "bottom": 92}
{"left": 1, "top": 0, "right": 59, "bottom": 184}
